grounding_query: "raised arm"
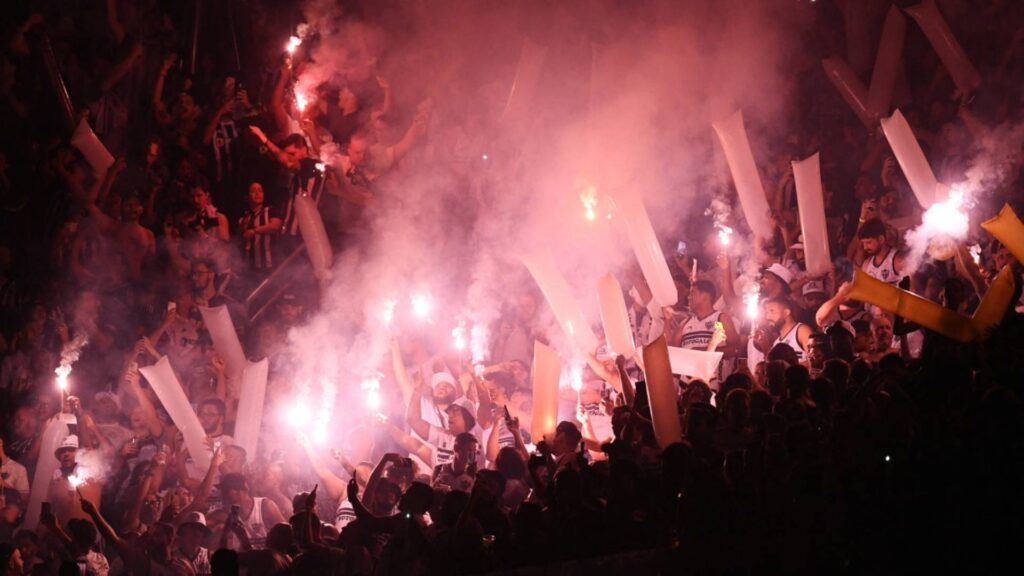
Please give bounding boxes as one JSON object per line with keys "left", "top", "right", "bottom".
{"left": 123, "top": 365, "right": 164, "bottom": 438}
{"left": 716, "top": 253, "right": 741, "bottom": 312}
{"left": 101, "top": 41, "right": 144, "bottom": 94}
{"left": 297, "top": 434, "right": 347, "bottom": 503}
{"left": 270, "top": 62, "right": 292, "bottom": 135}
{"left": 153, "top": 55, "right": 176, "bottom": 126}
{"left": 389, "top": 337, "right": 414, "bottom": 406}
{"left": 380, "top": 419, "right": 432, "bottom": 464}
{"left": 105, "top": 0, "right": 125, "bottom": 44}
{"left": 406, "top": 383, "right": 431, "bottom": 439}
{"left": 389, "top": 109, "right": 429, "bottom": 163}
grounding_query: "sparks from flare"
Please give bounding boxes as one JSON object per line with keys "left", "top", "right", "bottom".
{"left": 67, "top": 466, "right": 87, "bottom": 489}
{"left": 55, "top": 365, "right": 71, "bottom": 392}
{"left": 411, "top": 292, "right": 434, "bottom": 321}
{"left": 295, "top": 92, "right": 308, "bottom": 113}
{"left": 743, "top": 291, "right": 760, "bottom": 320}
{"left": 381, "top": 299, "right": 397, "bottom": 325}
{"left": 579, "top": 185, "right": 598, "bottom": 221}
{"left": 716, "top": 224, "right": 733, "bottom": 246}
{"left": 452, "top": 322, "right": 467, "bottom": 351}
{"left": 360, "top": 375, "right": 382, "bottom": 412}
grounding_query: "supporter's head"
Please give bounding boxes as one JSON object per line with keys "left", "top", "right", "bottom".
{"left": 398, "top": 482, "right": 434, "bottom": 516}
{"left": 790, "top": 243, "right": 806, "bottom": 266}
{"left": 801, "top": 280, "right": 828, "bottom": 310}
{"left": 474, "top": 469, "right": 507, "bottom": 502}
{"left": 174, "top": 511, "right": 210, "bottom": 552}
{"left": 281, "top": 134, "right": 309, "bottom": 169}
{"left": 687, "top": 280, "right": 717, "bottom": 312}
{"left": 174, "top": 91, "right": 200, "bottom": 119}
{"left": 190, "top": 259, "right": 217, "bottom": 292}
{"left": 217, "top": 473, "right": 251, "bottom": 505}
{"left": 764, "top": 297, "right": 796, "bottom": 331}
{"left": 338, "top": 86, "right": 360, "bottom": 112}
{"left": 993, "top": 242, "right": 1017, "bottom": 271}
{"left": 121, "top": 194, "right": 144, "bottom": 222}
{"left": 851, "top": 320, "right": 873, "bottom": 354}
{"left": 372, "top": 479, "right": 401, "bottom": 515}
{"left": 55, "top": 435, "right": 78, "bottom": 469}
{"left": 822, "top": 359, "right": 851, "bottom": 397}
{"left": 766, "top": 343, "right": 799, "bottom": 367}
{"left": 67, "top": 518, "right": 98, "bottom": 551}
{"left": 431, "top": 372, "right": 459, "bottom": 406}
{"left": 247, "top": 182, "right": 265, "bottom": 206}
{"left": 454, "top": 431, "right": 479, "bottom": 462}
{"left": 723, "top": 388, "right": 749, "bottom": 427}
{"left": 91, "top": 391, "right": 120, "bottom": 420}
{"left": 445, "top": 401, "right": 476, "bottom": 434}
{"left": 220, "top": 445, "right": 247, "bottom": 474}
{"left": 785, "top": 365, "right": 811, "bottom": 400}
{"left": 12, "top": 406, "right": 39, "bottom": 441}
{"left": 553, "top": 421, "right": 582, "bottom": 456}
{"left": 857, "top": 218, "right": 887, "bottom": 256}
{"left": 495, "top": 447, "right": 527, "bottom": 481}
{"left": 143, "top": 136, "right": 161, "bottom": 166}
{"left": 347, "top": 132, "right": 370, "bottom": 167}
{"left": 806, "top": 332, "right": 829, "bottom": 369}
{"left": 266, "top": 523, "right": 293, "bottom": 553}
{"left": 516, "top": 293, "right": 538, "bottom": 323}
{"left": 143, "top": 522, "right": 175, "bottom": 563}
{"left": 276, "top": 291, "right": 304, "bottom": 324}
{"left": 760, "top": 264, "right": 792, "bottom": 297}
{"left": 197, "top": 398, "right": 226, "bottom": 434}
{"left": 167, "top": 485, "right": 193, "bottom": 512}
{"left": 190, "top": 182, "right": 212, "bottom": 211}
{"left": 871, "top": 313, "right": 894, "bottom": 352}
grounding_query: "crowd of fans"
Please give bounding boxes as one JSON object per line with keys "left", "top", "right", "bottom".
{"left": 2, "top": 1, "right": 1024, "bottom": 574}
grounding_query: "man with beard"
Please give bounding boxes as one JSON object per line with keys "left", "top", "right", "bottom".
{"left": 764, "top": 297, "right": 812, "bottom": 362}
{"left": 856, "top": 218, "right": 906, "bottom": 285}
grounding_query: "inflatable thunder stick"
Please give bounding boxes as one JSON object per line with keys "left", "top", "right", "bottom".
{"left": 521, "top": 251, "right": 599, "bottom": 355}
{"left": 294, "top": 193, "right": 333, "bottom": 281}
{"left": 880, "top": 110, "right": 939, "bottom": 208}
{"left": 598, "top": 273, "right": 636, "bottom": 359}
{"left": 233, "top": 359, "right": 269, "bottom": 459}
{"left": 140, "top": 357, "right": 212, "bottom": 471}
{"left": 198, "top": 306, "right": 246, "bottom": 395}
{"left": 821, "top": 57, "right": 877, "bottom": 129}
{"left": 617, "top": 194, "right": 678, "bottom": 307}
{"left": 502, "top": 38, "right": 548, "bottom": 121}
{"left": 530, "top": 340, "right": 562, "bottom": 443}
{"left": 23, "top": 414, "right": 74, "bottom": 528}
{"left": 792, "top": 153, "right": 833, "bottom": 277}
{"left": 71, "top": 119, "right": 115, "bottom": 176}
{"left": 712, "top": 110, "right": 774, "bottom": 241}
{"left": 666, "top": 346, "right": 723, "bottom": 384}
{"left": 907, "top": 0, "right": 981, "bottom": 97}
{"left": 642, "top": 335, "right": 683, "bottom": 450}
{"left": 867, "top": 6, "right": 907, "bottom": 118}
{"left": 982, "top": 204, "right": 1024, "bottom": 266}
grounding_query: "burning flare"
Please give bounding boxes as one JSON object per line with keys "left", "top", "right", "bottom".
{"left": 286, "top": 36, "right": 302, "bottom": 55}
{"left": 579, "top": 185, "right": 598, "bottom": 221}
{"left": 716, "top": 224, "right": 734, "bottom": 246}
{"left": 411, "top": 292, "right": 434, "bottom": 321}
{"left": 743, "top": 291, "right": 760, "bottom": 320}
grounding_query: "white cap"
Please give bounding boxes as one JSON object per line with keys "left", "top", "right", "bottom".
{"left": 56, "top": 435, "right": 79, "bottom": 455}
{"left": 430, "top": 371, "right": 456, "bottom": 390}
{"left": 763, "top": 263, "right": 793, "bottom": 285}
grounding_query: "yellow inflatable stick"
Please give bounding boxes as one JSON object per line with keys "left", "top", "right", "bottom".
{"left": 982, "top": 204, "right": 1024, "bottom": 266}
{"left": 847, "top": 269, "right": 974, "bottom": 342}
{"left": 642, "top": 335, "right": 683, "bottom": 450}
{"left": 970, "top": 266, "right": 1017, "bottom": 339}
{"left": 530, "top": 340, "right": 562, "bottom": 443}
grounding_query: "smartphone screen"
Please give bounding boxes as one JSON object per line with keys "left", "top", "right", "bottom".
{"left": 676, "top": 240, "right": 687, "bottom": 255}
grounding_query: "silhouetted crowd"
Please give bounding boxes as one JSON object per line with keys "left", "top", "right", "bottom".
{"left": 2, "top": 1, "right": 1024, "bottom": 574}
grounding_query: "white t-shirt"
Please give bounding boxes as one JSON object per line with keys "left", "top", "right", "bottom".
{"left": 1, "top": 456, "right": 30, "bottom": 497}
{"left": 426, "top": 426, "right": 457, "bottom": 468}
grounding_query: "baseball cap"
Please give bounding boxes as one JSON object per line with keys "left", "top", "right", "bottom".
{"left": 430, "top": 372, "right": 457, "bottom": 390}
{"left": 763, "top": 263, "right": 794, "bottom": 285}
{"left": 55, "top": 435, "right": 79, "bottom": 456}
{"left": 177, "top": 511, "right": 211, "bottom": 536}
{"left": 802, "top": 280, "right": 826, "bottom": 296}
